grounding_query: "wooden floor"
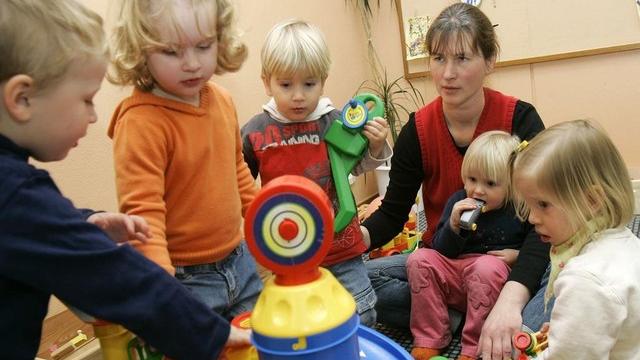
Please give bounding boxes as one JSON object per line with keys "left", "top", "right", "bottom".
{"left": 37, "top": 309, "right": 96, "bottom": 359}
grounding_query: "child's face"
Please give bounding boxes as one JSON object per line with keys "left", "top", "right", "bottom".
{"left": 26, "top": 58, "right": 106, "bottom": 162}
{"left": 463, "top": 169, "right": 507, "bottom": 211}
{"left": 146, "top": 2, "right": 217, "bottom": 104}
{"left": 515, "top": 175, "right": 577, "bottom": 246}
{"left": 263, "top": 71, "right": 324, "bottom": 122}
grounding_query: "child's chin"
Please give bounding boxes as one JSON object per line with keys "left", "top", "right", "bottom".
{"left": 37, "top": 151, "right": 70, "bottom": 162}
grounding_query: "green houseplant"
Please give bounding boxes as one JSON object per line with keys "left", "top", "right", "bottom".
{"left": 347, "top": 0, "right": 424, "bottom": 144}
{"left": 347, "top": 0, "right": 424, "bottom": 196}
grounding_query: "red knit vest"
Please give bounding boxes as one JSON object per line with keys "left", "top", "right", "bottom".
{"left": 415, "top": 88, "right": 516, "bottom": 245}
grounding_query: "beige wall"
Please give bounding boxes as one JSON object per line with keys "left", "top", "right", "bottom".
{"left": 41, "top": 0, "right": 640, "bottom": 213}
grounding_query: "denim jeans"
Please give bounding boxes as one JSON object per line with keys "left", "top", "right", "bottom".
{"left": 366, "top": 254, "right": 552, "bottom": 331}
{"left": 175, "top": 242, "right": 263, "bottom": 320}
{"left": 522, "top": 263, "right": 553, "bottom": 331}
{"left": 326, "top": 256, "right": 377, "bottom": 327}
{"left": 365, "top": 254, "right": 411, "bottom": 328}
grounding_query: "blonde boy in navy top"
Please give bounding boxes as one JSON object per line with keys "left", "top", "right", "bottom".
{"left": 0, "top": 1, "right": 248, "bottom": 358}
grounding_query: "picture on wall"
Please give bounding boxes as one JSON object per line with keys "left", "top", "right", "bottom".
{"left": 405, "top": 15, "right": 430, "bottom": 60}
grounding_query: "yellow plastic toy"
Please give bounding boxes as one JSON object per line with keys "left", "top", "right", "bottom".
{"left": 243, "top": 175, "right": 412, "bottom": 360}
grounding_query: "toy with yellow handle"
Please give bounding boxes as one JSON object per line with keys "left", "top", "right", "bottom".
{"left": 324, "top": 93, "right": 385, "bottom": 232}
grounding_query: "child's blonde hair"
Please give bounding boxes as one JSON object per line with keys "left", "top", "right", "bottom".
{"left": 108, "top": 0, "right": 247, "bottom": 91}
{"left": 0, "top": 0, "right": 107, "bottom": 92}
{"left": 261, "top": 19, "right": 331, "bottom": 81}
{"left": 513, "top": 119, "right": 634, "bottom": 233}
{"left": 461, "top": 131, "right": 520, "bottom": 206}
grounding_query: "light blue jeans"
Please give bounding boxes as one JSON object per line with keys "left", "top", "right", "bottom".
{"left": 326, "top": 255, "right": 378, "bottom": 327}
{"left": 175, "top": 242, "right": 263, "bottom": 320}
{"left": 521, "top": 264, "right": 553, "bottom": 331}
{"left": 366, "top": 254, "right": 552, "bottom": 331}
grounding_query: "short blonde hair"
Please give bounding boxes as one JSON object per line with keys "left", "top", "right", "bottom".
{"left": 513, "top": 120, "right": 634, "bottom": 232}
{"left": 261, "top": 19, "right": 331, "bottom": 81}
{"left": 108, "top": 0, "right": 247, "bottom": 91}
{"left": 462, "top": 131, "right": 520, "bottom": 206}
{"left": 0, "top": 0, "right": 107, "bottom": 92}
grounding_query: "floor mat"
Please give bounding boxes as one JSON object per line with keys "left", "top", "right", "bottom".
{"left": 369, "top": 215, "right": 640, "bottom": 359}
{"left": 372, "top": 322, "right": 462, "bottom": 359}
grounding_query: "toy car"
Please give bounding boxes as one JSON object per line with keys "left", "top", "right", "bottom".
{"left": 368, "top": 215, "right": 421, "bottom": 259}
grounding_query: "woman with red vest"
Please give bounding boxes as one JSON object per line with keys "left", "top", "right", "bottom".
{"left": 361, "top": 3, "right": 550, "bottom": 360}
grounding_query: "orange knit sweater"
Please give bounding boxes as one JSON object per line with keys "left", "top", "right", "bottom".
{"left": 108, "top": 83, "right": 256, "bottom": 274}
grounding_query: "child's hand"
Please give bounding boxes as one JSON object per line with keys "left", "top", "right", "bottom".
{"left": 225, "top": 326, "right": 252, "bottom": 347}
{"left": 539, "top": 322, "right": 550, "bottom": 336}
{"left": 362, "top": 117, "right": 389, "bottom": 158}
{"left": 450, "top": 198, "right": 481, "bottom": 233}
{"left": 487, "top": 249, "right": 520, "bottom": 267}
{"left": 218, "top": 327, "right": 252, "bottom": 360}
{"left": 87, "top": 212, "right": 151, "bottom": 244}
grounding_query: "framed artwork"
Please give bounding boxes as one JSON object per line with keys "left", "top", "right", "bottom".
{"left": 406, "top": 15, "right": 429, "bottom": 60}
{"left": 395, "top": 0, "right": 640, "bottom": 79}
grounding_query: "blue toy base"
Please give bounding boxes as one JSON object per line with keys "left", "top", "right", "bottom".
{"left": 358, "top": 325, "right": 412, "bottom": 359}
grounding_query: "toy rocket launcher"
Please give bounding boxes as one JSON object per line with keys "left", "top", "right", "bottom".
{"left": 244, "top": 175, "right": 335, "bottom": 286}
{"left": 324, "top": 93, "right": 385, "bottom": 232}
{"left": 244, "top": 175, "right": 411, "bottom": 359}
{"left": 244, "top": 175, "right": 359, "bottom": 359}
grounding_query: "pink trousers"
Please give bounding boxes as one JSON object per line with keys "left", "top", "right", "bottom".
{"left": 407, "top": 249, "right": 510, "bottom": 357}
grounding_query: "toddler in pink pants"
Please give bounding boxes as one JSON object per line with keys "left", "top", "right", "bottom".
{"left": 408, "top": 131, "right": 538, "bottom": 360}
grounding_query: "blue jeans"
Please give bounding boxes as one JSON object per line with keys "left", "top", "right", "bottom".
{"left": 326, "top": 256, "right": 377, "bottom": 327}
{"left": 366, "top": 254, "right": 552, "bottom": 330}
{"left": 175, "top": 242, "right": 263, "bottom": 320}
{"left": 365, "top": 254, "right": 411, "bottom": 328}
{"left": 522, "top": 264, "right": 553, "bottom": 331}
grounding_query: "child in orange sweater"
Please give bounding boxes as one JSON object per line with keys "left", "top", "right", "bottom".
{"left": 107, "top": 0, "right": 262, "bottom": 318}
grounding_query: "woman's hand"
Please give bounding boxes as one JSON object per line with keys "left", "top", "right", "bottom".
{"left": 362, "top": 117, "right": 389, "bottom": 158}
{"left": 477, "top": 281, "right": 530, "bottom": 360}
{"left": 87, "top": 212, "right": 150, "bottom": 244}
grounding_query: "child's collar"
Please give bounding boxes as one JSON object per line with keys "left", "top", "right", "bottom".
{"left": 0, "top": 133, "right": 30, "bottom": 161}
{"left": 545, "top": 218, "right": 604, "bottom": 308}
{"left": 263, "top": 97, "right": 335, "bottom": 123}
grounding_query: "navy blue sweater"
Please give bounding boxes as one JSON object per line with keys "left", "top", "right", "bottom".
{"left": 0, "top": 135, "right": 229, "bottom": 359}
{"left": 432, "top": 190, "right": 540, "bottom": 258}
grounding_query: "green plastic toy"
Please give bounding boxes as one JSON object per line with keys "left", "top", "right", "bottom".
{"left": 128, "top": 337, "right": 163, "bottom": 360}
{"left": 324, "top": 93, "right": 384, "bottom": 232}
